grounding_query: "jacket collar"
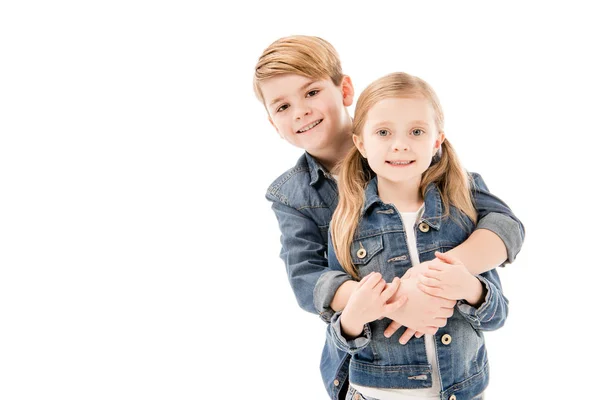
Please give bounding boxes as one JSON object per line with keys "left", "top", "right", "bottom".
{"left": 305, "top": 152, "right": 329, "bottom": 186}
{"left": 362, "top": 177, "right": 444, "bottom": 230}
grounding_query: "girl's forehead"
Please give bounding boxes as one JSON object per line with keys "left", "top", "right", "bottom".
{"left": 367, "top": 97, "right": 435, "bottom": 120}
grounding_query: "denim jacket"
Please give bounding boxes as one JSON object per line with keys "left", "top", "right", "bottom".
{"left": 266, "top": 152, "right": 524, "bottom": 400}
{"left": 327, "top": 177, "right": 508, "bottom": 399}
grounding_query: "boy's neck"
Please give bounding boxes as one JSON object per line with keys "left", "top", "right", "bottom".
{"left": 377, "top": 178, "right": 423, "bottom": 212}
{"left": 308, "top": 137, "right": 354, "bottom": 174}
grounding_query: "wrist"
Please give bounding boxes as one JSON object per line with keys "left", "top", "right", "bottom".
{"left": 331, "top": 280, "right": 358, "bottom": 312}
{"left": 340, "top": 309, "right": 366, "bottom": 339}
{"left": 464, "top": 276, "right": 485, "bottom": 306}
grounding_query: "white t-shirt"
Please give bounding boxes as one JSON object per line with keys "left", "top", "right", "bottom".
{"left": 352, "top": 206, "right": 441, "bottom": 400}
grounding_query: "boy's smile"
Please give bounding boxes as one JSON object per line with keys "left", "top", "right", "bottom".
{"left": 260, "top": 74, "right": 354, "bottom": 166}
{"left": 297, "top": 119, "right": 323, "bottom": 134}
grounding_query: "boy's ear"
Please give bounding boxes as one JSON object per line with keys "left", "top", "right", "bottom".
{"left": 268, "top": 117, "right": 284, "bottom": 139}
{"left": 352, "top": 134, "right": 366, "bottom": 157}
{"left": 341, "top": 75, "right": 354, "bottom": 107}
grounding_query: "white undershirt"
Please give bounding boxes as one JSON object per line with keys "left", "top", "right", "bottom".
{"left": 352, "top": 206, "right": 441, "bottom": 400}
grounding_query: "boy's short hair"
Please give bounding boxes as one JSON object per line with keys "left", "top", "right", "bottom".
{"left": 253, "top": 35, "right": 344, "bottom": 104}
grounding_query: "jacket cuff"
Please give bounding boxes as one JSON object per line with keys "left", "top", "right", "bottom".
{"left": 456, "top": 275, "right": 495, "bottom": 327}
{"left": 329, "top": 311, "right": 371, "bottom": 354}
{"left": 476, "top": 212, "right": 522, "bottom": 264}
{"left": 314, "top": 271, "right": 353, "bottom": 323}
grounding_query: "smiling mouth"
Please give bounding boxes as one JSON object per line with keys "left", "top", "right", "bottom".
{"left": 297, "top": 119, "right": 323, "bottom": 133}
{"left": 386, "top": 160, "right": 415, "bottom": 166}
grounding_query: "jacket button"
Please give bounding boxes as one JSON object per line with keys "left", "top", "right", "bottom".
{"left": 441, "top": 334, "right": 452, "bottom": 345}
{"left": 449, "top": 395, "right": 457, "bottom": 400}
{"left": 333, "top": 379, "right": 339, "bottom": 387}
{"left": 356, "top": 248, "right": 367, "bottom": 259}
{"left": 418, "top": 222, "right": 430, "bottom": 233}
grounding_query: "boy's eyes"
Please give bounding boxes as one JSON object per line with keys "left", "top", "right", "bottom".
{"left": 306, "top": 89, "right": 319, "bottom": 97}
{"left": 276, "top": 104, "right": 289, "bottom": 113}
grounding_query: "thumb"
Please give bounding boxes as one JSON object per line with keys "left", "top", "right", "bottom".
{"left": 435, "top": 251, "right": 460, "bottom": 266}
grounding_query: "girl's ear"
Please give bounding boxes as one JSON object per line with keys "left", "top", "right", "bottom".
{"left": 341, "top": 75, "right": 354, "bottom": 107}
{"left": 433, "top": 131, "right": 446, "bottom": 155}
{"left": 353, "top": 134, "right": 366, "bottom": 158}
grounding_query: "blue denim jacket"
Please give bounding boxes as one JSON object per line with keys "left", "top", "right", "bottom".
{"left": 327, "top": 177, "right": 508, "bottom": 399}
{"left": 266, "top": 153, "right": 524, "bottom": 400}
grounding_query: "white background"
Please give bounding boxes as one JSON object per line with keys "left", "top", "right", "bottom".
{"left": 1, "top": 1, "right": 599, "bottom": 399}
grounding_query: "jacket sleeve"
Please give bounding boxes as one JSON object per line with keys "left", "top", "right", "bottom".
{"left": 327, "top": 311, "right": 372, "bottom": 355}
{"left": 456, "top": 269, "right": 509, "bottom": 331}
{"left": 268, "top": 198, "right": 352, "bottom": 317}
{"left": 470, "top": 172, "right": 526, "bottom": 264}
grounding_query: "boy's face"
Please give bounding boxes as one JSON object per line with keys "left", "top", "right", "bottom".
{"left": 354, "top": 96, "right": 444, "bottom": 187}
{"left": 261, "top": 74, "right": 353, "bottom": 156}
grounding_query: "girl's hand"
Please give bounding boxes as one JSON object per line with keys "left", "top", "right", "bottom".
{"left": 340, "top": 272, "right": 406, "bottom": 338}
{"left": 417, "top": 252, "right": 484, "bottom": 304}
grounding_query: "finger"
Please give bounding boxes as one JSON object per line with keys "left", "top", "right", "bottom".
{"left": 435, "top": 251, "right": 461, "bottom": 265}
{"left": 434, "top": 317, "right": 448, "bottom": 328}
{"left": 374, "top": 278, "right": 386, "bottom": 293}
{"left": 418, "top": 282, "right": 444, "bottom": 297}
{"left": 358, "top": 271, "right": 375, "bottom": 287}
{"left": 418, "top": 275, "right": 441, "bottom": 287}
{"left": 423, "top": 270, "right": 441, "bottom": 280}
{"left": 437, "top": 298, "right": 457, "bottom": 308}
{"left": 401, "top": 269, "right": 413, "bottom": 280}
{"left": 399, "top": 328, "right": 416, "bottom": 345}
{"left": 439, "top": 307, "right": 455, "bottom": 318}
{"left": 381, "top": 277, "right": 401, "bottom": 300}
{"left": 383, "top": 295, "right": 407, "bottom": 314}
{"left": 361, "top": 272, "right": 381, "bottom": 289}
{"left": 427, "top": 262, "right": 451, "bottom": 271}
{"left": 384, "top": 321, "right": 402, "bottom": 338}
{"left": 415, "top": 331, "right": 424, "bottom": 338}
{"left": 423, "top": 326, "right": 438, "bottom": 335}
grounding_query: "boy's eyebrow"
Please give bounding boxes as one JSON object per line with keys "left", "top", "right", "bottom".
{"left": 269, "top": 80, "right": 318, "bottom": 107}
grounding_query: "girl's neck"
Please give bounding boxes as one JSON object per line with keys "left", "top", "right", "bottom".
{"left": 377, "top": 177, "right": 423, "bottom": 212}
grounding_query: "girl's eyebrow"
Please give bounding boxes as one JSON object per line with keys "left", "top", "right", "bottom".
{"left": 269, "top": 80, "right": 318, "bottom": 107}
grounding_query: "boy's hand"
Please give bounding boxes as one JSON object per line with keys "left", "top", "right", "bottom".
{"left": 340, "top": 272, "right": 406, "bottom": 338}
{"left": 417, "top": 252, "right": 483, "bottom": 304}
{"left": 382, "top": 274, "right": 455, "bottom": 344}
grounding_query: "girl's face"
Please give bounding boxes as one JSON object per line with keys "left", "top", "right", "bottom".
{"left": 353, "top": 96, "right": 444, "bottom": 188}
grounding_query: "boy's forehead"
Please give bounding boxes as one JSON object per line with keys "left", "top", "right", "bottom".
{"left": 261, "top": 74, "right": 329, "bottom": 105}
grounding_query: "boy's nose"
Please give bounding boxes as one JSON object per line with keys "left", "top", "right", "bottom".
{"left": 294, "top": 104, "right": 311, "bottom": 120}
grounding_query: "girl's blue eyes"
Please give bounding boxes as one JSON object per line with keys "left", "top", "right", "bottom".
{"left": 376, "top": 129, "right": 425, "bottom": 137}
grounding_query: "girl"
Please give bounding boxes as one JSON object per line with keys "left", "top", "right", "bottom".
{"left": 328, "top": 72, "right": 506, "bottom": 400}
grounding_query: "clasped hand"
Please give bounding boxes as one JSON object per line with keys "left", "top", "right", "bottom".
{"left": 341, "top": 252, "right": 473, "bottom": 344}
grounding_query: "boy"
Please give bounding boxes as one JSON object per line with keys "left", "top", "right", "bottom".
{"left": 254, "top": 35, "right": 524, "bottom": 399}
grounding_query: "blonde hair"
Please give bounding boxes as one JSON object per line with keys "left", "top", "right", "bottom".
{"left": 331, "top": 72, "right": 477, "bottom": 279}
{"left": 253, "top": 35, "right": 344, "bottom": 104}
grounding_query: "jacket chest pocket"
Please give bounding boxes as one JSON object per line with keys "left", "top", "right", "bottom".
{"left": 351, "top": 235, "right": 384, "bottom": 278}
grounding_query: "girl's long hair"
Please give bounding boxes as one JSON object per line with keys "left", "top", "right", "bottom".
{"left": 330, "top": 72, "right": 477, "bottom": 279}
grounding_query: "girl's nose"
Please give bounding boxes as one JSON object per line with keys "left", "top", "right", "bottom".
{"left": 392, "top": 138, "right": 409, "bottom": 152}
